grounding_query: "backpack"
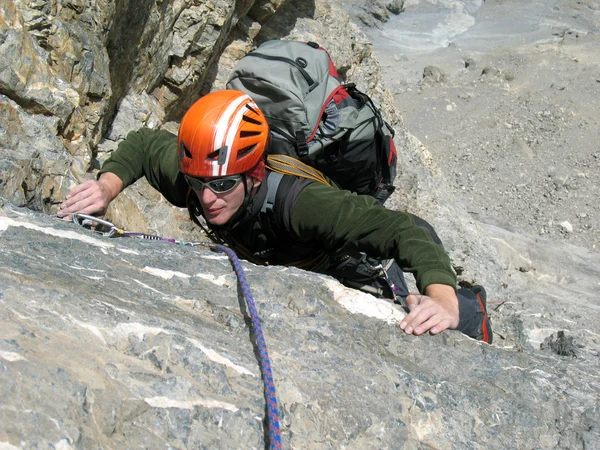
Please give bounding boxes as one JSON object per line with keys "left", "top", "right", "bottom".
{"left": 222, "top": 40, "right": 405, "bottom": 302}
{"left": 225, "top": 39, "right": 398, "bottom": 204}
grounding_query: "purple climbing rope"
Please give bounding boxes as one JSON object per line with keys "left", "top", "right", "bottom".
{"left": 213, "top": 243, "right": 282, "bottom": 450}
{"left": 71, "top": 214, "right": 282, "bottom": 449}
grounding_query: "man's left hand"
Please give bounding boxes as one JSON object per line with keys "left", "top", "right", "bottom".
{"left": 399, "top": 284, "right": 459, "bottom": 336}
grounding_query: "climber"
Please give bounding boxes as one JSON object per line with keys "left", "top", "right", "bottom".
{"left": 58, "top": 90, "right": 492, "bottom": 343}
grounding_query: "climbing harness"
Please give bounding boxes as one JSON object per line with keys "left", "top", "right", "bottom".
{"left": 71, "top": 213, "right": 282, "bottom": 449}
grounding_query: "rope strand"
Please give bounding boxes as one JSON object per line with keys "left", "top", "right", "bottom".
{"left": 214, "top": 244, "right": 282, "bottom": 449}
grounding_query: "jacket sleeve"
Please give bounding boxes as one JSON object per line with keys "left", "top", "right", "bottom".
{"left": 98, "top": 127, "right": 188, "bottom": 208}
{"left": 288, "top": 182, "right": 457, "bottom": 293}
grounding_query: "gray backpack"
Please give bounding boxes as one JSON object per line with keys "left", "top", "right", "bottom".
{"left": 226, "top": 40, "right": 397, "bottom": 203}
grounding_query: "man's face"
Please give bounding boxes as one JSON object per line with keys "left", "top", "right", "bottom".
{"left": 191, "top": 175, "right": 258, "bottom": 226}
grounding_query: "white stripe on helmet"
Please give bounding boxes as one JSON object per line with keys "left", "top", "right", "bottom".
{"left": 212, "top": 93, "right": 252, "bottom": 176}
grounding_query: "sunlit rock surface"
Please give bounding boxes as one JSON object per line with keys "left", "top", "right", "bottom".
{"left": 1, "top": 202, "right": 598, "bottom": 448}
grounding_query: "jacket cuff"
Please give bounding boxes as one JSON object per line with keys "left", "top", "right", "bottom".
{"left": 417, "top": 270, "right": 457, "bottom": 294}
{"left": 98, "top": 163, "right": 133, "bottom": 188}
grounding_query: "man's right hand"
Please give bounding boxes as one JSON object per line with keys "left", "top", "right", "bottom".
{"left": 399, "top": 284, "right": 460, "bottom": 336}
{"left": 57, "top": 172, "right": 123, "bottom": 220}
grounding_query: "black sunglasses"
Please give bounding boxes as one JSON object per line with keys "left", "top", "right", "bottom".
{"left": 184, "top": 174, "right": 243, "bottom": 193}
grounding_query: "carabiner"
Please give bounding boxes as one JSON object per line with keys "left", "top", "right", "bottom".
{"left": 72, "top": 213, "right": 120, "bottom": 238}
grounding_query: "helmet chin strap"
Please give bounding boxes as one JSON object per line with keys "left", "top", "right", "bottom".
{"left": 241, "top": 174, "right": 257, "bottom": 214}
{"left": 217, "top": 174, "right": 256, "bottom": 232}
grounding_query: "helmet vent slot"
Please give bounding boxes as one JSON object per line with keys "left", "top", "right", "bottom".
{"left": 206, "top": 149, "right": 220, "bottom": 161}
{"left": 237, "top": 144, "right": 257, "bottom": 159}
{"left": 245, "top": 103, "right": 260, "bottom": 114}
{"left": 180, "top": 142, "right": 192, "bottom": 159}
{"left": 242, "top": 114, "right": 263, "bottom": 125}
{"left": 240, "top": 130, "right": 262, "bottom": 138}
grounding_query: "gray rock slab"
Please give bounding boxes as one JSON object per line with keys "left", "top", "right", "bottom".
{"left": 1, "top": 201, "right": 598, "bottom": 448}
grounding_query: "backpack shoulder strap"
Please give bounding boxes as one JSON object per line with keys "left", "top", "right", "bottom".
{"left": 261, "top": 170, "right": 284, "bottom": 214}
{"left": 259, "top": 170, "right": 331, "bottom": 272}
{"left": 260, "top": 170, "right": 316, "bottom": 233}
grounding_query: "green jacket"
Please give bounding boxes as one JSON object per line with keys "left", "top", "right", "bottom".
{"left": 100, "top": 127, "right": 457, "bottom": 292}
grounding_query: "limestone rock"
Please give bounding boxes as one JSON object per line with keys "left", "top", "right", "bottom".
{"left": 422, "top": 65, "right": 447, "bottom": 84}
{"left": 106, "top": 93, "right": 165, "bottom": 142}
{"left": 0, "top": 202, "right": 598, "bottom": 449}
{"left": 0, "top": 2, "right": 77, "bottom": 124}
{"left": 356, "top": 0, "right": 390, "bottom": 28}
{"left": 0, "top": 95, "right": 72, "bottom": 212}
{"left": 559, "top": 220, "right": 573, "bottom": 233}
{"left": 387, "top": 0, "right": 405, "bottom": 15}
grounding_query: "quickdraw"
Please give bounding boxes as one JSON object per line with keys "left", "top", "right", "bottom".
{"left": 72, "top": 213, "right": 283, "bottom": 449}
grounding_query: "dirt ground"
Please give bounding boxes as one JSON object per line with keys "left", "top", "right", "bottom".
{"left": 360, "top": 0, "right": 600, "bottom": 251}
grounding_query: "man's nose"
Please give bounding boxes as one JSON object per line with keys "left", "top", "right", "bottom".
{"left": 200, "top": 186, "right": 217, "bottom": 203}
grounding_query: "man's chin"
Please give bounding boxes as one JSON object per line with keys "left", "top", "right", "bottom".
{"left": 207, "top": 218, "right": 228, "bottom": 226}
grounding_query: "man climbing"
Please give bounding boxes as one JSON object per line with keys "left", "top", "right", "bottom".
{"left": 58, "top": 90, "right": 492, "bottom": 343}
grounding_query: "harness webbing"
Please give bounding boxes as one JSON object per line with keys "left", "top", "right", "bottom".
{"left": 71, "top": 214, "right": 282, "bottom": 449}
{"left": 266, "top": 154, "right": 331, "bottom": 186}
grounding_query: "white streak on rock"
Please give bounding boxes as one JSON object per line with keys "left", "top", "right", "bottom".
{"left": 53, "top": 438, "right": 76, "bottom": 450}
{"left": 526, "top": 327, "right": 559, "bottom": 347}
{"left": 143, "top": 266, "right": 191, "bottom": 280}
{"left": 85, "top": 276, "right": 103, "bottom": 281}
{"left": 560, "top": 318, "right": 576, "bottom": 324}
{"left": 322, "top": 278, "right": 406, "bottom": 324}
{"left": 67, "top": 265, "right": 106, "bottom": 273}
{"left": 199, "top": 254, "right": 228, "bottom": 261}
{"left": 194, "top": 273, "right": 229, "bottom": 286}
{"left": 140, "top": 346, "right": 161, "bottom": 357}
{"left": 145, "top": 396, "right": 239, "bottom": 412}
{"left": 187, "top": 338, "right": 255, "bottom": 377}
{"left": 529, "top": 368, "right": 552, "bottom": 378}
{"left": 68, "top": 317, "right": 107, "bottom": 345}
{"left": 95, "top": 300, "right": 131, "bottom": 315}
{"left": 503, "top": 366, "right": 528, "bottom": 371}
{"left": 114, "top": 322, "right": 170, "bottom": 341}
{"left": 0, "top": 217, "right": 114, "bottom": 249}
{"left": 117, "top": 248, "right": 140, "bottom": 255}
{"left": 0, "top": 442, "right": 23, "bottom": 449}
{"left": 131, "top": 278, "right": 168, "bottom": 295}
{"left": 0, "top": 350, "right": 28, "bottom": 362}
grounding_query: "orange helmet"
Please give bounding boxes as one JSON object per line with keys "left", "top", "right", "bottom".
{"left": 178, "top": 90, "right": 269, "bottom": 178}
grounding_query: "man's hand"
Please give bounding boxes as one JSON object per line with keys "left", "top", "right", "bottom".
{"left": 57, "top": 172, "right": 123, "bottom": 220}
{"left": 399, "top": 284, "right": 459, "bottom": 336}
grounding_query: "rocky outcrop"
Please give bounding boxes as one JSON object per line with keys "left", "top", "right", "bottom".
{"left": 1, "top": 0, "right": 405, "bottom": 242}
{"left": 345, "top": 0, "right": 405, "bottom": 29}
{"left": 1, "top": 202, "right": 599, "bottom": 449}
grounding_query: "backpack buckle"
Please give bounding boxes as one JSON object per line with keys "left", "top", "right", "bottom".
{"left": 295, "top": 131, "right": 309, "bottom": 157}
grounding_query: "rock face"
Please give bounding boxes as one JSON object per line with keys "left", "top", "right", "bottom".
{"left": 1, "top": 0, "right": 600, "bottom": 448}
{"left": 1, "top": 203, "right": 599, "bottom": 449}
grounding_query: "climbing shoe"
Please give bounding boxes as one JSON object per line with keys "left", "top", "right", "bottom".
{"left": 456, "top": 285, "right": 493, "bottom": 344}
